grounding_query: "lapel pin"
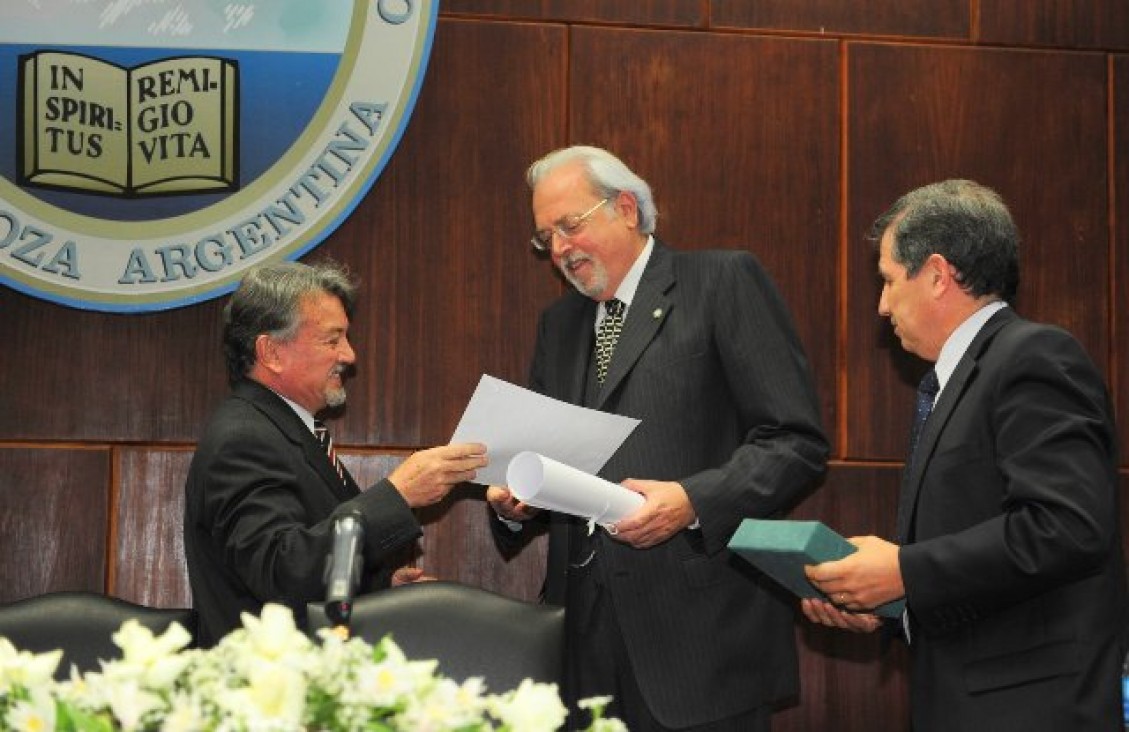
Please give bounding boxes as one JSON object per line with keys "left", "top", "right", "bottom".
{"left": 653, "top": 308, "right": 663, "bottom": 319}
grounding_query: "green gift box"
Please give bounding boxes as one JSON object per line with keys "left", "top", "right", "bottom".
{"left": 728, "top": 519, "right": 905, "bottom": 619}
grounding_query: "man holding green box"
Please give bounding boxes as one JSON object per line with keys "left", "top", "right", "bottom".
{"left": 803, "top": 180, "right": 1127, "bottom": 731}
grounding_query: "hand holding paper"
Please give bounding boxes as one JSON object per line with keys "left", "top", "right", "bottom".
{"left": 450, "top": 375, "right": 640, "bottom": 487}
{"left": 506, "top": 451, "right": 644, "bottom": 527}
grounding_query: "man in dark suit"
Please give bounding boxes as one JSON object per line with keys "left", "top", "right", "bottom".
{"left": 487, "top": 145, "right": 829, "bottom": 731}
{"left": 803, "top": 180, "right": 1127, "bottom": 731}
{"left": 185, "top": 260, "right": 486, "bottom": 647}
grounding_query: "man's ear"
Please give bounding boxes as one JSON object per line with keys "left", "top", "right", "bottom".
{"left": 926, "top": 253, "right": 954, "bottom": 292}
{"left": 254, "top": 334, "right": 283, "bottom": 375}
{"left": 614, "top": 190, "right": 640, "bottom": 231}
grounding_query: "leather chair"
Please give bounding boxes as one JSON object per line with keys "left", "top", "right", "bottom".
{"left": 308, "top": 581, "right": 565, "bottom": 692}
{"left": 0, "top": 591, "right": 197, "bottom": 679}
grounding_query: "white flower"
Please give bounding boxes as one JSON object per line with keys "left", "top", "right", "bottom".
{"left": 489, "top": 679, "right": 568, "bottom": 732}
{"left": 107, "top": 619, "right": 193, "bottom": 688}
{"left": 239, "top": 603, "right": 313, "bottom": 661}
{"left": 4, "top": 687, "right": 56, "bottom": 732}
{"left": 0, "top": 602, "right": 625, "bottom": 731}
{"left": 0, "top": 638, "right": 61, "bottom": 694}
{"left": 576, "top": 695, "right": 627, "bottom": 731}
{"left": 114, "top": 618, "right": 193, "bottom": 662}
{"left": 215, "top": 659, "right": 307, "bottom": 730}
{"left": 158, "top": 692, "right": 208, "bottom": 732}
{"left": 347, "top": 655, "right": 433, "bottom": 708}
{"left": 103, "top": 677, "right": 165, "bottom": 731}
{"left": 578, "top": 695, "right": 613, "bottom": 711}
{"left": 395, "top": 676, "right": 488, "bottom": 731}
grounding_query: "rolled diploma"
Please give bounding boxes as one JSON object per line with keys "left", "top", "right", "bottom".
{"left": 506, "top": 451, "right": 644, "bottom": 525}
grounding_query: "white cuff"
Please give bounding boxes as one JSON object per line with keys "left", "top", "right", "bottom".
{"left": 494, "top": 510, "right": 523, "bottom": 533}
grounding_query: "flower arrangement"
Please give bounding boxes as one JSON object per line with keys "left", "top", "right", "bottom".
{"left": 0, "top": 603, "right": 625, "bottom": 732}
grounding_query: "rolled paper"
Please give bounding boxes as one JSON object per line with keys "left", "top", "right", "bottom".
{"left": 507, "top": 451, "right": 644, "bottom": 525}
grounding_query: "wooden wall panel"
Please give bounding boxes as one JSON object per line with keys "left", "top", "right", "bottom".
{"left": 979, "top": 0, "right": 1129, "bottom": 50}
{"left": 712, "top": 0, "right": 968, "bottom": 40}
{"left": 442, "top": 0, "right": 705, "bottom": 27}
{"left": 0, "top": 288, "right": 229, "bottom": 442}
{"left": 113, "top": 448, "right": 193, "bottom": 608}
{"left": 568, "top": 27, "right": 842, "bottom": 444}
{"left": 0, "top": 447, "right": 110, "bottom": 603}
{"left": 1116, "top": 55, "right": 1128, "bottom": 462}
{"left": 321, "top": 18, "right": 567, "bottom": 449}
{"left": 776, "top": 463, "right": 909, "bottom": 732}
{"left": 845, "top": 42, "right": 1109, "bottom": 459}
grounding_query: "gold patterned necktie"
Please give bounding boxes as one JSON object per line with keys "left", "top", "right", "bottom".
{"left": 314, "top": 420, "right": 346, "bottom": 484}
{"left": 594, "top": 298, "right": 626, "bottom": 383}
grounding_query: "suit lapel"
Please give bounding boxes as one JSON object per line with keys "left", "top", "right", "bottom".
{"left": 559, "top": 297, "right": 598, "bottom": 405}
{"left": 594, "top": 242, "right": 675, "bottom": 410}
{"left": 896, "top": 308, "right": 1015, "bottom": 541}
{"left": 235, "top": 380, "right": 359, "bottom": 501}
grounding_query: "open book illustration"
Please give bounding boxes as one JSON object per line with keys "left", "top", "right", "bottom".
{"left": 20, "top": 50, "right": 239, "bottom": 196}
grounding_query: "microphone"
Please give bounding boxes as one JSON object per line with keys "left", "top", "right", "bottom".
{"left": 324, "top": 510, "right": 365, "bottom": 627}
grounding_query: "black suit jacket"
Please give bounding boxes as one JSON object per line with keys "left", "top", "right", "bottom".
{"left": 495, "top": 242, "right": 829, "bottom": 727}
{"left": 899, "top": 307, "right": 1128, "bottom": 731}
{"left": 184, "top": 379, "right": 421, "bottom": 646}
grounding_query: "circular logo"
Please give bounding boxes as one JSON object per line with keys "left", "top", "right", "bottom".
{"left": 0, "top": 0, "right": 437, "bottom": 312}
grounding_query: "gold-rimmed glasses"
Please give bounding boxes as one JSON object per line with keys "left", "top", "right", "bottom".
{"left": 530, "top": 198, "right": 610, "bottom": 252}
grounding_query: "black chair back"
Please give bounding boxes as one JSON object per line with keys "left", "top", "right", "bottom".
{"left": 308, "top": 581, "right": 564, "bottom": 693}
{"left": 0, "top": 591, "right": 197, "bottom": 679}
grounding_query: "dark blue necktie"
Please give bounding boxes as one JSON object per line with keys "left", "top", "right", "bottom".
{"left": 907, "top": 369, "right": 940, "bottom": 467}
{"left": 896, "top": 369, "right": 940, "bottom": 543}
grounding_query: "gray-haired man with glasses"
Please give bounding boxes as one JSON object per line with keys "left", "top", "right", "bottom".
{"left": 487, "top": 145, "right": 828, "bottom": 731}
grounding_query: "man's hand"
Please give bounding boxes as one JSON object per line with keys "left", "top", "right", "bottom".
{"left": 391, "top": 566, "right": 435, "bottom": 586}
{"left": 803, "top": 535, "right": 905, "bottom": 612}
{"left": 800, "top": 598, "right": 883, "bottom": 633}
{"left": 609, "top": 479, "right": 695, "bottom": 549}
{"left": 389, "top": 442, "right": 487, "bottom": 508}
{"left": 485, "top": 485, "right": 540, "bottom": 522}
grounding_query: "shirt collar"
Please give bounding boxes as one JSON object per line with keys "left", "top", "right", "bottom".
{"left": 934, "top": 300, "right": 1009, "bottom": 393}
{"left": 274, "top": 390, "right": 318, "bottom": 435}
{"left": 597, "top": 236, "right": 654, "bottom": 325}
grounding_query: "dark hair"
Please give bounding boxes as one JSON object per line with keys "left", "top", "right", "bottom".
{"left": 869, "top": 179, "right": 1019, "bottom": 302}
{"left": 222, "top": 260, "right": 357, "bottom": 385}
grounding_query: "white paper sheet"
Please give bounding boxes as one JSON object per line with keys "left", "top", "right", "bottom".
{"left": 449, "top": 374, "right": 640, "bottom": 488}
{"left": 506, "top": 451, "right": 644, "bottom": 525}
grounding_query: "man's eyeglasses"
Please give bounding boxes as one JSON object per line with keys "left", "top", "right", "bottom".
{"left": 530, "top": 198, "right": 610, "bottom": 252}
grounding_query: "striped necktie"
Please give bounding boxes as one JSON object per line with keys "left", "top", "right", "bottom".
{"left": 314, "top": 420, "right": 346, "bottom": 485}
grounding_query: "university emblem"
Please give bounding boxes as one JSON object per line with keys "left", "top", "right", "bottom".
{"left": 0, "top": 0, "right": 437, "bottom": 311}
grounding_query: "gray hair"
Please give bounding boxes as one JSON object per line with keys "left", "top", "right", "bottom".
{"left": 222, "top": 259, "right": 357, "bottom": 384}
{"left": 526, "top": 145, "right": 658, "bottom": 235}
{"left": 870, "top": 179, "right": 1020, "bottom": 302}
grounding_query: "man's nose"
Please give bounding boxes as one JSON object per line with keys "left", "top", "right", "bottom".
{"left": 549, "top": 230, "right": 572, "bottom": 257}
{"left": 340, "top": 338, "right": 357, "bottom": 363}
